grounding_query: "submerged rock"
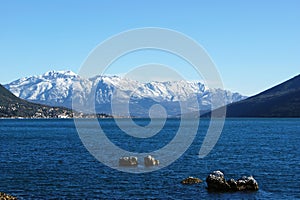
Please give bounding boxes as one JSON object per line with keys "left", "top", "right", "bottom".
{"left": 181, "top": 176, "right": 203, "bottom": 184}
{"left": 144, "top": 155, "right": 159, "bottom": 166}
{"left": 119, "top": 156, "right": 138, "bottom": 166}
{"left": 206, "top": 171, "right": 259, "bottom": 192}
{"left": 0, "top": 192, "right": 17, "bottom": 200}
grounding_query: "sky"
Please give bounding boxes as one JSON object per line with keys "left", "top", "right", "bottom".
{"left": 0, "top": 0, "right": 299, "bottom": 96}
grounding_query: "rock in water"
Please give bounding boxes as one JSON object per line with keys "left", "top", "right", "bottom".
{"left": 227, "top": 178, "right": 238, "bottom": 191}
{"left": 181, "top": 177, "right": 203, "bottom": 184}
{"left": 119, "top": 156, "right": 138, "bottom": 166}
{"left": 206, "top": 171, "right": 231, "bottom": 191}
{"left": 144, "top": 155, "right": 159, "bottom": 166}
{"left": 206, "top": 171, "right": 259, "bottom": 192}
{"left": 236, "top": 176, "right": 259, "bottom": 191}
{"left": 0, "top": 192, "right": 17, "bottom": 200}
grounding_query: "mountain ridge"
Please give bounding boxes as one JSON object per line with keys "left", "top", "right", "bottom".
{"left": 5, "top": 70, "right": 247, "bottom": 117}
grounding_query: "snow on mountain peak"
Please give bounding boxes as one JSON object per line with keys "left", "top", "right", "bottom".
{"left": 42, "top": 70, "right": 78, "bottom": 78}
{"left": 4, "top": 71, "right": 247, "bottom": 116}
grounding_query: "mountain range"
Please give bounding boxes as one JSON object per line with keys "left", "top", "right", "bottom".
{"left": 202, "top": 74, "right": 300, "bottom": 117}
{"left": 1, "top": 71, "right": 299, "bottom": 118}
{"left": 4, "top": 71, "right": 246, "bottom": 117}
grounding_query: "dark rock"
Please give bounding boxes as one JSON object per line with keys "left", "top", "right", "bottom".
{"left": 119, "top": 156, "right": 138, "bottom": 166}
{"left": 227, "top": 178, "right": 238, "bottom": 191}
{"left": 144, "top": 155, "right": 159, "bottom": 167}
{"left": 206, "top": 171, "right": 259, "bottom": 192}
{"left": 236, "top": 176, "right": 259, "bottom": 191}
{"left": 206, "top": 171, "right": 231, "bottom": 191}
{"left": 181, "top": 177, "right": 202, "bottom": 184}
{"left": 0, "top": 192, "right": 17, "bottom": 200}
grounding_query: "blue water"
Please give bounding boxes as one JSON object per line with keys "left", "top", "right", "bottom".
{"left": 0, "top": 118, "right": 299, "bottom": 199}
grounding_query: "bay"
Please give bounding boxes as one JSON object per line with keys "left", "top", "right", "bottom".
{"left": 0, "top": 118, "right": 299, "bottom": 199}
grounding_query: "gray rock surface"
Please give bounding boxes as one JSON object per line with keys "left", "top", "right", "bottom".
{"left": 119, "top": 156, "right": 138, "bottom": 166}
{"left": 144, "top": 155, "right": 159, "bottom": 167}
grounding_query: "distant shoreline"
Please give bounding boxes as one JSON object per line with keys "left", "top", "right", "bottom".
{"left": 1, "top": 116, "right": 299, "bottom": 120}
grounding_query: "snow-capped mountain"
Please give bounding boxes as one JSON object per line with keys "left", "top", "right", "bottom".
{"left": 4, "top": 70, "right": 247, "bottom": 117}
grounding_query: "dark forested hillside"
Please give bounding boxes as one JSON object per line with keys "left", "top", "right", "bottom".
{"left": 0, "top": 84, "right": 73, "bottom": 118}
{"left": 202, "top": 74, "right": 300, "bottom": 117}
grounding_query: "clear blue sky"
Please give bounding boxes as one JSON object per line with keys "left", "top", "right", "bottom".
{"left": 0, "top": 0, "right": 299, "bottom": 95}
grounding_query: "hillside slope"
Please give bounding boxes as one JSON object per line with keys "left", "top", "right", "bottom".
{"left": 202, "top": 74, "right": 300, "bottom": 117}
{"left": 0, "top": 84, "right": 73, "bottom": 118}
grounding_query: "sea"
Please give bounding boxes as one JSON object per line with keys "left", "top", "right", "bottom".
{"left": 0, "top": 118, "right": 299, "bottom": 199}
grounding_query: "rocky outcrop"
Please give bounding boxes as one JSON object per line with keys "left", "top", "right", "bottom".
{"left": 118, "top": 155, "right": 160, "bottom": 167}
{"left": 119, "top": 156, "right": 138, "bottom": 166}
{"left": 144, "top": 155, "right": 159, "bottom": 167}
{"left": 235, "top": 176, "right": 259, "bottom": 191}
{"left": 181, "top": 177, "right": 202, "bottom": 185}
{"left": 206, "top": 171, "right": 231, "bottom": 191}
{"left": 0, "top": 192, "right": 17, "bottom": 200}
{"left": 206, "top": 171, "right": 259, "bottom": 192}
